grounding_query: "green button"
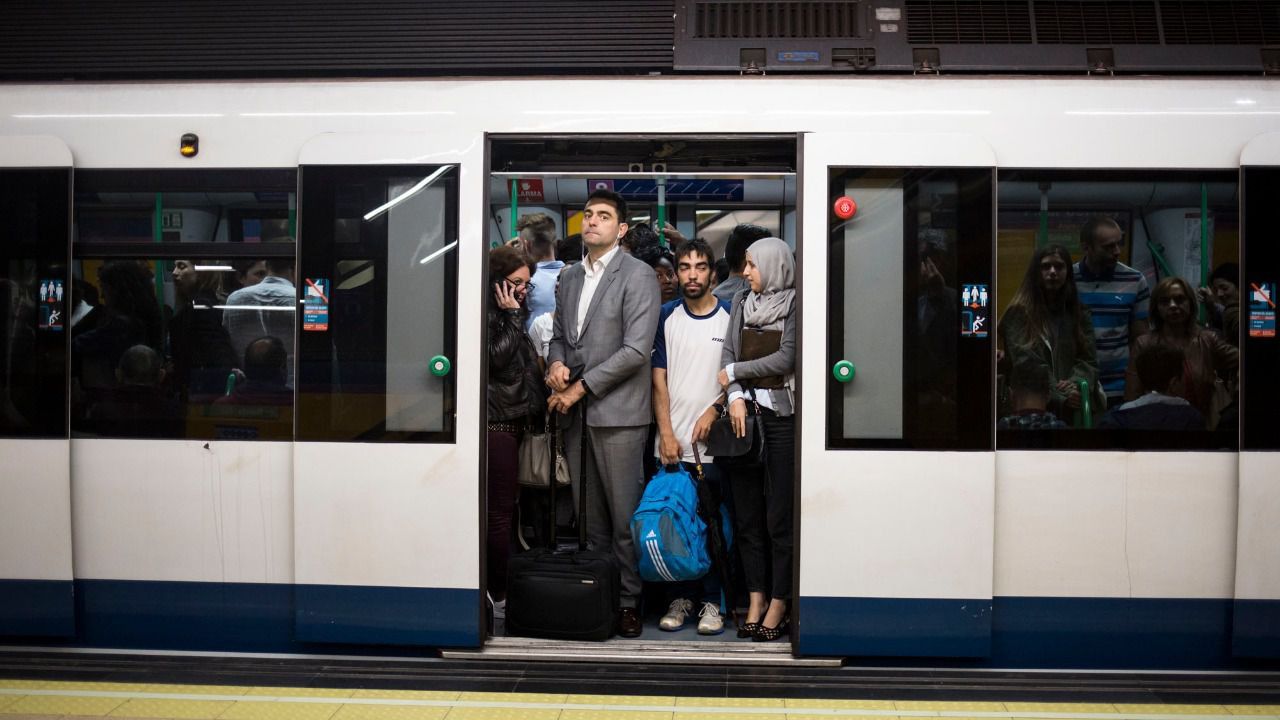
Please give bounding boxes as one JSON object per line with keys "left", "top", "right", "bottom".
{"left": 833, "top": 360, "right": 856, "bottom": 383}
{"left": 429, "top": 355, "right": 452, "bottom": 377}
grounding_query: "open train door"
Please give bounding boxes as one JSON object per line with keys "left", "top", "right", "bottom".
{"left": 798, "top": 132, "right": 996, "bottom": 657}
{"left": 0, "top": 136, "right": 74, "bottom": 637}
{"left": 1233, "top": 132, "right": 1280, "bottom": 659}
{"left": 292, "top": 132, "right": 482, "bottom": 647}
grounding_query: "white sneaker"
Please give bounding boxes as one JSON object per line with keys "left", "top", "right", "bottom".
{"left": 697, "top": 602, "right": 724, "bottom": 635}
{"left": 659, "top": 598, "right": 693, "bottom": 631}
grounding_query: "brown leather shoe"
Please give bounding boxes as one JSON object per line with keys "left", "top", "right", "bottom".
{"left": 617, "top": 607, "right": 642, "bottom": 638}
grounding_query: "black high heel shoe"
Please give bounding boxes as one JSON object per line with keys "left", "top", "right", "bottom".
{"left": 737, "top": 621, "right": 761, "bottom": 639}
{"left": 752, "top": 615, "right": 789, "bottom": 642}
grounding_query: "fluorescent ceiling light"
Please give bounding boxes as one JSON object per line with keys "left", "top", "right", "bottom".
{"left": 193, "top": 265, "right": 234, "bottom": 271}
{"left": 418, "top": 240, "right": 459, "bottom": 266}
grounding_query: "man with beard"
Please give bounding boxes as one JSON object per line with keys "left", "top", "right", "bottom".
{"left": 1073, "top": 216, "right": 1150, "bottom": 408}
{"left": 547, "top": 188, "right": 660, "bottom": 638}
{"left": 650, "top": 238, "right": 731, "bottom": 635}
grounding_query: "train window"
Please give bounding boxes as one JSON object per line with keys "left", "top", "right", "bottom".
{"left": 70, "top": 170, "right": 297, "bottom": 440}
{"left": 1242, "top": 167, "right": 1279, "bottom": 451}
{"left": 827, "top": 168, "right": 994, "bottom": 450}
{"left": 0, "top": 168, "right": 70, "bottom": 438}
{"left": 296, "top": 165, "right": 457, "bottom": 443}
{"left": 995, "top": 170, "right": 1238, "bottom": 451}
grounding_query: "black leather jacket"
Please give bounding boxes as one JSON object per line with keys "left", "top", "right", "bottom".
{"left": 487, "top": 303, "right": 546, "bottom": 423}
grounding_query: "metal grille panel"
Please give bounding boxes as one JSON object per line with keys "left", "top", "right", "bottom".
{"left": 905, "top": 1, "right": 1034, "bottom": 44}
{"left": 1161, "top": 0, "right": 1280, "bottom": 44}
{"left": 1034, "top": 1, "right": 1161, "bottom": 43}
{"left": 693, "top": 1, "right": 861, "bottom": 38}
{"left": 0, "top": 0, "right": 675, "bottom": 80}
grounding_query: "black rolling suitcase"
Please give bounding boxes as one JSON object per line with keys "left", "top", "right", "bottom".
{"left": 505, "top": 395, "right": 619, "bottom": 641}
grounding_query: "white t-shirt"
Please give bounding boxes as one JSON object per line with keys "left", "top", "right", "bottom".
{"left": 652, "top": 298, "right": 732, "bottom": 462}
{"left": 528, "top": 311, "right": 554, "bottom": 360}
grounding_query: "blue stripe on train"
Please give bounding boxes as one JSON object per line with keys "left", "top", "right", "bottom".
{"left": 0, "top": 579, "right": 75, "bottom": 637}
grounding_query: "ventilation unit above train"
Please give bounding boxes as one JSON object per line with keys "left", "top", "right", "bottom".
{"left": 673, "top": 0, "right": 1280, "bottom": 73}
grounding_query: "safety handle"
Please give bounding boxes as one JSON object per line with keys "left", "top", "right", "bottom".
{"left": 428, "top": 355, "right": 452, "bottom": 377}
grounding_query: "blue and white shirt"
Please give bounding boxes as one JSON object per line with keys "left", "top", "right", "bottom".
{"left": 652, "top": 298, "right": 731, "bottom": 462}
{"left": 1074, "top": 260, "right": 1150, "bottom": 401}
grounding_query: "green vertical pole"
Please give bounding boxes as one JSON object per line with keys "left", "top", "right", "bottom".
{"left": 1200, "top": 182, "right": 1210, "bottom": 324}
{"left": 656, "top": 176, "right": 667, "bottom": 247}
{"left": 503, "top": 178, "right": 518, "bottom": 249}
{"left": 153, "top": 193, "right": 165, "bottom": 302}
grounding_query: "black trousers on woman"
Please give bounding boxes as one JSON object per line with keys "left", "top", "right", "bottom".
{"left": 728, "top": 412, "right": 795, "bottom": 601}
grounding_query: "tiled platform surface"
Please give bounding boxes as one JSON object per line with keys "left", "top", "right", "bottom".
{"left": 2, "top": 679, "right": 1280, "bottom": 720}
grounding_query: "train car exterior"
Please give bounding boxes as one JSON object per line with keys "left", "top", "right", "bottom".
{"left": 0, "top": 76, "right": 1277, "bottom": 669}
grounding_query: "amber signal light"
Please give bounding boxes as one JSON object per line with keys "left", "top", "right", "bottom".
{"left": 180, "top": 133, "right": 199, "bottom": 158}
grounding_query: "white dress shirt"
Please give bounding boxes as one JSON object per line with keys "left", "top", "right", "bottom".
{"left": 576, "top": 244, "right": 621, "bottom": 338}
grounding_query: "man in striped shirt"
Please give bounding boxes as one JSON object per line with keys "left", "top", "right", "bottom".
{"left": 1073, "top": 216, "right": 1150, "bottom": 408}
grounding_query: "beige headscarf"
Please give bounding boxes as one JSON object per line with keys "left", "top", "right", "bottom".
{"left": 742, "top": 237, "right": 795, "bottom": 329}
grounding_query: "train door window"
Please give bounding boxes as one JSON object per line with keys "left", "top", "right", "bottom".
{"left": 827, "top": 168, "right": 994, "bottom": 449}
{"left": 995, "top": 170, "right": 1238, "bottom": 451}
{"left": 296, "top": 165, "right": 457, "bottom": 443}
{"left": 1242, "top": 167, "right": 1279, "bottom": 451}
{"left": 1, "top": 168, "right": 69, "bottom": 438}
{"left": 70, "top": 169, "right": 297, "bottom": 440}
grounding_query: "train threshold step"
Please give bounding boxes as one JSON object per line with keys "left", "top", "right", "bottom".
{"left": 442, "top": 636, "right": 842, "bottom": 667}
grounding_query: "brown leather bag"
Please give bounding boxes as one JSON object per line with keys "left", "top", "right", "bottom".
{"left": 738, "top": 328, "right": 786, "bottom": 388}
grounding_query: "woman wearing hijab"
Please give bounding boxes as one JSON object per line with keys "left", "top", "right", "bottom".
{"left": 717, "top": 236, "right": 796, "bottom": 642}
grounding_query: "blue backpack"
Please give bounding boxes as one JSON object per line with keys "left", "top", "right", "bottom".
{"left": 631, "top": 464, "right": 711, "bottom": 582}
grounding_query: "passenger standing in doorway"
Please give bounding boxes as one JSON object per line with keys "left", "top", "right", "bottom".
{"left": 1073, "top": 217, "right": 1150, "bottom": 408}
{"left": 652, "top": 238, "right": 731, "bottom": 635}
{"left": 718, "top": 236, "right": 796, "bottom": 642}
{"left": 517, "top": 214, "right": 563, "bottom": 331}
{"left": 546, "top": 189, "right": 660, "bottom": 639}
{"left": 486, "top": 246, "right": 547, "bottom": 624}
{"left": 713, "top": 224, "right": 771, "bottom": 304}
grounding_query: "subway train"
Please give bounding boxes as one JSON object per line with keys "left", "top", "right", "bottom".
{"left": 1, "top": 76, "right": 1278, "bottom": 671}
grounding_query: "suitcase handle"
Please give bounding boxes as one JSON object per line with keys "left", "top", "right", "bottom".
{"left": 546, "top": 367, "right": 591, "bottom": 553}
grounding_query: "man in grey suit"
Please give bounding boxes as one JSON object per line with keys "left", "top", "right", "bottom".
{"left": 546, "top": 188, "right": 660, "bottom": 638}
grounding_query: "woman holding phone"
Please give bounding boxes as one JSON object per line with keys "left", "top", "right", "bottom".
{"left": 485, "top": 246, "right": 546, "bottom": 623}
{"left": 717, "top": 236, "right": 796, "bottom": 642}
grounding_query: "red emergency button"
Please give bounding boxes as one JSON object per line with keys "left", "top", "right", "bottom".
{"left": 833, "top": 196, "right": 857, "bottom": 220}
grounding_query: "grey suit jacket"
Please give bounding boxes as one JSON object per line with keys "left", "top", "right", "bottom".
{"left": 548, "top": 250, "right": 660, "bottom": 427}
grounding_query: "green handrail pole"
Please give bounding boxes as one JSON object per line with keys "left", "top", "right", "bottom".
{"left": 1146, "top": 239, "right": 1176, "bottom": 280}
{"left": 1037, "top": 182, "right": 1051, "bottom": 248}
{"left": 153, "top": 193, "right": 165, "bottom": 302}
{"left": 657, "top": 176, "right": 667, "bottom": 247}
{"left": 1075, "top": 378, "right": 1092, "bottom": 429}
{"left": 502, "top": 179, "right": 518, "bottom": 249}
{"left": 1200, "top": 182, "right": 1210, "bottom": 324}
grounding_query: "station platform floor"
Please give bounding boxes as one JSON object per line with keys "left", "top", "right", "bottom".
{"left": 1, "top": 651, "right": 1279, "bottom": 720}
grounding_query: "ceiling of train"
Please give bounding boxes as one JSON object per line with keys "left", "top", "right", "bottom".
{"left": 489, "top": 137, "right": 799, "bottom": 174}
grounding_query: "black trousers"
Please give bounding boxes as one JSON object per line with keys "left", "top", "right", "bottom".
{"left": 727, "top": 413, "right": 795, "bottom": 601}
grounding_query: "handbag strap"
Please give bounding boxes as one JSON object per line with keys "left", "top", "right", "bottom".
{"left": 691, "top": 441, "right": 704, "bottom": 485}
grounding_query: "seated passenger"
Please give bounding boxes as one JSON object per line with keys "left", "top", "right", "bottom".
{"left": 1126, "top": 276, "right": 1237, "bottom": 428}
{"left": 216, "top": 336, "right": 291, "bottom": 406}
{"left": 997, "top": 244, "right": 1098, "bottom": 423}
{"left": 1100, "top": 339, "right": 1204, "bottom": 431}
{"left": 997, "top": 361, "right": 1068, "bottom": 430}
{"left": 1198, "top": 262, "right": 1240, "bottom": 346}
{"left": 223, "top": 258, "right": 295, "bottom": 388}
{"left": 87, "top": 344, "right": 181, "bottom": 438}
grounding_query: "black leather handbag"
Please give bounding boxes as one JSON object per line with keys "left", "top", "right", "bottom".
{"left": 705, "top": 402, "right": 765, "bottom": 466}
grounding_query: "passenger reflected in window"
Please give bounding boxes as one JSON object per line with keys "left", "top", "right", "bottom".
{"left": 1099, "top": 340, "right": 1204, "bottom": 431}
{"left": 1126, "top": 277, "right": 1237, "bottom": 429}
{"left": 998, "top": 244, "right": 1099, "bottom": 426}
{"left": 168, "top": 259, "right": 236, "bottom": 403}
{"left": 916, "top": 230, "right": 958, "bottom": 433}
{"left": 216, "top": 336, "right": 291, "bottom": 407}
{"left": 1073, "top": 216, "right": 1150, "bottom": 409}
{"left": 1198, "top": 262, "right": 1241, "bottom": 347}
{"left": 225, "top": 259, "right": 268, "bottom": 297}
{"left": 0, "top": 278, "right": 37, "bottom": 430}
{"left": 222, "top": 257, "right": 295, "bottom": 388}
{"left": 86, "top": 344, "right": 181, "bottom": 438}
{"left": 997, "top": 361, "right": 1069, "bottom": 431}
{"left": 72, "top": 261, "right": 164, "bottom": 422}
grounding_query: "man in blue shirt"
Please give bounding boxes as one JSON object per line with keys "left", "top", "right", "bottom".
{"left": 517, "top": 213, "right": 563, "bottom": 330}
{"left": 1073, "top": 216, "right": 1150, "bottom": 408}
